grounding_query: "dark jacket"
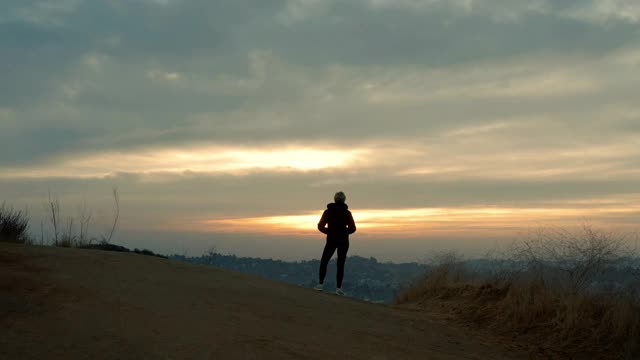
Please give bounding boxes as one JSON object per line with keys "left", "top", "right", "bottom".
{"left": 317, "top": 202, "right": 356, "bottom": 240}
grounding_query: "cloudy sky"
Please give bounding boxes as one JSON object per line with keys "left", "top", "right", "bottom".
{"left": 2, "top": 0, "right": 639, "bottom": 261}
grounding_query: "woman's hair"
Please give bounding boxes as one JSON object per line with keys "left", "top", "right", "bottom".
{"left": 334, "top": 191, "right": 346, "bottom": 203}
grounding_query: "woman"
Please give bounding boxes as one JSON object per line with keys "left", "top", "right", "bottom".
{"left": 315, "top": 191, "right": 356, "bottom": 295}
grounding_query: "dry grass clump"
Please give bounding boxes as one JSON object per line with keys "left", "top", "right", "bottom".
{"left": 397, "top": 227, "right": 640, "bottom": 359}
{"left": 1, "top": 187, "right": 120, "bottom": 249}
{"left": 1, "top": 190, "right": 167, "bottom": 259}
{"left": 0, "top": 203, "right": 31, "bottom": 244}
{"left": 45, "top": 188, "right": 119, "bottom": 248}
{"left": 474, "top": 281, "right": 638, "bottom": 357}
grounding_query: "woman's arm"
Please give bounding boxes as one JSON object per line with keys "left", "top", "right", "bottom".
{"left": 317, "top": 210, "right": 329, "bottom": 234}
{"left": 347, "top": 211, "right": 356, "bottom": 235}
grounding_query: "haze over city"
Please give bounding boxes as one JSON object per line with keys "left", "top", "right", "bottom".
{"left": 2, "top": 0, "right": 639, "bottom": 261}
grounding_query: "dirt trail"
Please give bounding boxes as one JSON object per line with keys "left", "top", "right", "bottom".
{"left": 0, "top": 243, "right": 522, "bottom": 359}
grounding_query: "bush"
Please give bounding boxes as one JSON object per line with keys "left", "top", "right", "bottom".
{"left": 78, "top": 242, "right": 131, "bottom": 253}
{"left": 0, "top": 203, "right": 30, "bottom": 244}
{"left": 134, "top": 248, "right": 168, "bottom": 259}
{"left": 513, "top": 225, "right": 629, "bottom": 294}
{"left": 76, "top": 243, "right": 168, "bottom": 259}
{"left": 396, "top": 226, "right": 639, "bottom": 359}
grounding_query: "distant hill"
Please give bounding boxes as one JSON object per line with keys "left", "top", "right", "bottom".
{"left": 170, "top": 253, "right": 426, "bottom": 303}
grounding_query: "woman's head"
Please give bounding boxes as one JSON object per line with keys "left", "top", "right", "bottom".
{"left": 334, "top": 191, "right": 346, "bottom": 203}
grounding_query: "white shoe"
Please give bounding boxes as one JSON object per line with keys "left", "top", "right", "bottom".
{"left": 336, "top": 288, "right": 344, "bottom": 296}
{"left": 314, "top": 283, "right": 324, "bottom": 291}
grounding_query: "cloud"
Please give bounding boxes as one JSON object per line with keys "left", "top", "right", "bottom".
{"left": 561, "top": 0, "right": 640, "bottom": 24}
{"left": 202, "top": 201, "right": 640, "bottom": 237}
{"left": 1, "top": 0, "right": 640, "bottom": 257}
{"left": 0, "top": 145, "right": 368, "bottom": 178}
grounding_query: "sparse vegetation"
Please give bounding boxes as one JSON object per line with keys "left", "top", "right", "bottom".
{"left": 1, "top": 187, "right": 165, "bottom": 259}
{"left": 134, "top": 248, "right": 168, "bottom": 259}
{"left": 0, "top": 203, "right": 31, "bottom": 244}
{"left": 513, "top": 225, "right": 630, "bottom": 294}
{"left": 397, "top": 225, "right": 640, "bottom": 359}
{"left": 46, "top": 188, "right": 120, "bottom": 248}
{"left": 76, "top": 242, "right": 168, "bottom": 259}
{"left": 46, "top": 192, "right": 92, "bottom": 247}
{"left": 78, "top": 242, "right": 131, "bottom": 253}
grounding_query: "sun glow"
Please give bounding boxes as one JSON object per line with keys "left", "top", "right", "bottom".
{"left": 199, "top": 202, "right": 640, "bottom": 236}
{"left": 0, "top": 146, "right": 368, "bottom": 179}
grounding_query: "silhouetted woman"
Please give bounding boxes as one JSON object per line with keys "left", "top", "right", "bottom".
{"left": 315, "top": 191, "right": 356, "bottom": 295}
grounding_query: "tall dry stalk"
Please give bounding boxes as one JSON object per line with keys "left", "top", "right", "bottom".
{"left": 47, "top": 192, "right": 60, "bottom": 246}
{"left": 105, "top": 187, "right": 119, "bottom": 244}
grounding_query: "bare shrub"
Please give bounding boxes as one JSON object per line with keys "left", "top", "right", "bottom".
{"left": 481, "top": 247, "right": 523, "bottom": 284}
{"left": 206, "top": 245, "right": 218, "bottom": 257}
{"left": 0, "top": 203, "right": 30, "bottom": 243}
{"left": 514, "top": 224, "right": 629, "bottom": 294}
{"left": 203, "top": 245, "right": 219, "bottom": 265}
{"left": 397, "top": 250, "right": 466, "bottom": 303}
{"left": 427, "top": 250, "right": 466, "bottom": 285}
{"left": 397, "top": 225, "right": 639, "bottom": 358}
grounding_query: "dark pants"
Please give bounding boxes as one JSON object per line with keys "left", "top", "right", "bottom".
{"left": 319, "top": 238, "right": 349, "bottom": 288}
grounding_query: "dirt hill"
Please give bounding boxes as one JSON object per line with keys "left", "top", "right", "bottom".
{"left": 0, "top": 243, "right": 522, "bottom": 359}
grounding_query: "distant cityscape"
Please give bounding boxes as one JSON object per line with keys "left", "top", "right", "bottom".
{"left": 171, "top": 252, "right": 640, "bottom": 303}
{"left": 170, "top": 253, "right": 427, "bottom": 303}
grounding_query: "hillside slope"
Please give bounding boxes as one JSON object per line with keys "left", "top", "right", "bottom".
{"left": 0, "top": 243, "right": 521, "bottom": 359}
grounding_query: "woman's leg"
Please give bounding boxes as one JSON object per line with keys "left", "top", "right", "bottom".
{"left": 336, "top": 240, "right": 350, "bottom": 288}
{"left": 319, "top": 240, "right": 337, "bottom": 284}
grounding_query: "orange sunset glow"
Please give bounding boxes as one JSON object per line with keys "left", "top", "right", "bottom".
{"left": 196, "top": 201, "right": 640, "bottom": 237}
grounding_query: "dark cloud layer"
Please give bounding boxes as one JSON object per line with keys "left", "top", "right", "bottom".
{"left": 1, "top": 0, "right": 640, "bottom": 258}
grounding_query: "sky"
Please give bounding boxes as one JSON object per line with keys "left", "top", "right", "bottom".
{"left": 1, "top": 0, "right": 639, "bottom": 261}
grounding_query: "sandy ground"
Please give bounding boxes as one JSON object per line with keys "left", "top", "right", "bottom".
{"left": 0, "top": 243, "right": 523, "bottom": 359}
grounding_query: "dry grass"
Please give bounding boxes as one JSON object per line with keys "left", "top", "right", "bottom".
{"left": 397, "top": 247, "right": 640, "bottom": 359}
{"left": 0, "top": 203, "right": 31, "bottom": 244}
{"left": 45, "top": 189, "right": 119, "bottom": 248}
